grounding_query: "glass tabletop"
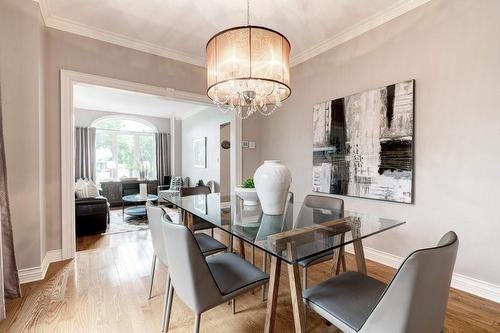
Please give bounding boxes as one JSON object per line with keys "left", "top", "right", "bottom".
{"left": 165, "top": 193, "right": 405, "bottom": 264}
{"left": 122, "top": 194, "right": 158, "bottom": 202}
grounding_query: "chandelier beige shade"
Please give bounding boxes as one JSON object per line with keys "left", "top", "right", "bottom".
{"left": 206, "top": 26, "right": 291, "bottom": 108}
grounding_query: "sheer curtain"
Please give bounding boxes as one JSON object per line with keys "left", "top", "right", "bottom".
{"left": 75, "top": 127, "right": 96, "bottom": 181}
{"left": 155, "top": 132, "right": 171, "bottom": 185}
{"left": 0, "top": 83, "right": 21, "bottom": 320}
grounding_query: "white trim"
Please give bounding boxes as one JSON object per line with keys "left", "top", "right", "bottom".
{"left": 18, "top": 249, "right": 62, "bottom": 284}
{"left": 230, "top": 116, "right": 243, "bottom": 193}
{"left": 345, "top": 245, "right": 500, "bottom": 303}
{"left": 291, "top": 0, "right": 432, "bottom": 65}
{"left": 37, "top": 0, "right": 430, "bottom": 67}
{"left": 61, "top": 70, "right": 214, "bottom": 260}
{"left": 90, "top": 114, "right": 158, "bottom": 133}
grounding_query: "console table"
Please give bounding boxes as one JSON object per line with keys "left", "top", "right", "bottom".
{"left": 100, "top": 180, "right": 158, "bottom": 207}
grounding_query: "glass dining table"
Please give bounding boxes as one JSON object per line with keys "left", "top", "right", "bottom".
{"left": 165, "top": 192, "right": 405, "bottom": 333}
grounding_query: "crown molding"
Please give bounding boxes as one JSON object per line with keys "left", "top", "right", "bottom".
{"left": 37, "top": 0, "right": 431, "bottom": 68}
{"left": 42, "top": 13, "right": 205, "bottom": 67}
{"left": 290, "top": 0, "right": 432, "bottom": 66}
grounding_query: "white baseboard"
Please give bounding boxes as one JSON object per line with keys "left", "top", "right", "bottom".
{"left": 346, "top": 245, "right": 500, "bottom": 304}
{"left": 18, "top": 249, "right": 63, "bottom": 284}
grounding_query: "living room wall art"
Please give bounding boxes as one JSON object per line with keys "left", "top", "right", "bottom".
{"left": 193, "top": 137, "right": 207, "bottom": 168}
{"left": 312, "top": 80, "right": 414, "bottom": 203}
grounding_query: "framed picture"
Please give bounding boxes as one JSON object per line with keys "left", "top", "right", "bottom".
{"left": 312, "top": 80, "right": 414, "bottom": 203}
{"left": 193, "top": 137, "right": 207, "bottom": 168}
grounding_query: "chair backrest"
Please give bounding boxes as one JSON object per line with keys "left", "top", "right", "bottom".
{"left": 304, "top": 194, "right": 344, "bottom": 211}
{"left": 360, "top": 231, "right": 459, "bottom": 333}
{"left": 206, "top": 180, "right": 218, "bottom": 193}
{"left": 180, "top": 186, "right": 211, "bottom": 197}
{"left": 122, "top": 182, "right": 139, "bottom": 196}
{"left": 294, "top": 195, "right": 344, "bottom": 228}
{"left": 161, "top": 217, "right": 222, "bottom": 313}
{"left": 146, "top": 205, "right": 169, "bottom": 266}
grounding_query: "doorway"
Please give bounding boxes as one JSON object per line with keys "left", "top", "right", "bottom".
{"left": 60, "top": 70, "right": 242, "bottom": 260}
{"left": 219, "top": 122, "right": 231, "bottom": 202}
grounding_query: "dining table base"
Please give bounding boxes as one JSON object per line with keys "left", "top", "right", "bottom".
{"left": 263, "top": 237, "right": 368, "bottom": 333}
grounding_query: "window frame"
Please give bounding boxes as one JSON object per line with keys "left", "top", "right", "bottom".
{"left": 92, "top": 116, "right": 157, "bottom": 183}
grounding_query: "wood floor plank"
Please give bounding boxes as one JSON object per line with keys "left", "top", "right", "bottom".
{"left": 1, "top": 230, "right": 498, "bottom": 333}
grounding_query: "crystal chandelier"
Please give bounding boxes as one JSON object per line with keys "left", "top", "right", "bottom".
{"left": 206, "top": 0, "right": 291, "bottom": 119}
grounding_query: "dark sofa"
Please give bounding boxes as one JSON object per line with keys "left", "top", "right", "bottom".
{"left": 75, "top": 196, "right": 109, "bottom": 236}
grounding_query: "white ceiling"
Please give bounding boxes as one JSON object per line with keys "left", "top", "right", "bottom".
{"left": 38, "top": 0, "right": 430, "bottom": 66}
{"left": 74, "top": 83, "right": 212, "bottom": 119}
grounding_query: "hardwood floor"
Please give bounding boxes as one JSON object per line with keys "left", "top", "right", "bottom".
{"left": 2, "top": 230, "right": 499, "bottom": 333}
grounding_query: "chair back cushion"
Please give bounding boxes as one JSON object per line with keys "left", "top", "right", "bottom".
{"left": 294, "top": 194, "right": 344, "bottom": 229}
{"left": 162, "top": 218, "right": 222, "bottom": 313}
{"left": 146, "top": 206, "right": 169, "bottom": 266}
{"left": 360, "top": 231, "right": 459, "bottom": 333}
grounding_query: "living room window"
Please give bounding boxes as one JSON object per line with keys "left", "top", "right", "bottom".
{"left": 93, "top": 117, "right": 156, "bottom": 183}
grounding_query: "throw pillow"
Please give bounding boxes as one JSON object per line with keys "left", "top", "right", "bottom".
{"left": 170, "top": 176, "right": 182, "bottom": 190}
{"left": 75, "top": 178, "right": 88, "bottom": 198}
{"left": 86, "top": 180, "right": 99, "bottom": 197}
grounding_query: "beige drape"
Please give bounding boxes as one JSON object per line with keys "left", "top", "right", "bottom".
{"left": 0, "top": 80, "right": 21, "bottom": 317}
{"left": 155, "top": 132, "right": 171, "bottom": 185}
{"left": 75, "top": 127, "right": 96, "bottom": 181}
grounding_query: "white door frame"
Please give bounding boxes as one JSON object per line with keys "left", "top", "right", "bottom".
{"left": 60, "top": 69, "right": 242, "bottom": 260}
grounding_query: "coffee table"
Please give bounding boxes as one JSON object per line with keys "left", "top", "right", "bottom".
{"left": 122, "top": 194, "right": 158, "bottom": 220}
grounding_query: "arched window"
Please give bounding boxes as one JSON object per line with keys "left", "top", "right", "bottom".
{"left": 92, "top": 116, "right": 157, "bottom": 183}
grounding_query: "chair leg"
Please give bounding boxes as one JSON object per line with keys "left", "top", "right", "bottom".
{"left": 162, "top": 275, "right": 174, "bottom": 333}
{"left": 231, "top": 298, "right": 236, "bottom": 314}
{"left": 148, "top": 254, "right": 157, "bottom": 299}
{"left": 193, "top": 313, "right": 201, "bottom": 333}
{"left": 211, "top": 228, "right": 214, "bottom": 237}
{"left": 303, "top": 266, "right": 308, "bottom": 290}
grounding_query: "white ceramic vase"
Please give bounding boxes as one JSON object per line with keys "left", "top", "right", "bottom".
{"left": 254, "top": 160, "right": 292, "bottom": 215}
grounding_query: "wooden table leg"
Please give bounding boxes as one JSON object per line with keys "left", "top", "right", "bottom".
{"left": 287, "top": 262, "right": 306, "bottom": 333}
{"left": 264, "top": 256, "right": 281, "bottom": 333}
{"left": 237, "top": 238, "right": 246, "bottom": 260}
{"left": 351, "top": 226, "right": 367, "bottom": 274}
{"left": 184, "top": 211, "right": 193, "bottom": 231}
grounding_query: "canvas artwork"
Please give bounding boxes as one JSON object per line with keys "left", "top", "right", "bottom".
{"left": 312, "top": 80, "right": 414, "bottom": 203}
{"left": 193, "top": 137, "right": 207, "bottom": 168}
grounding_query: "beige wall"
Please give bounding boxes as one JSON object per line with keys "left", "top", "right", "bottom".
{"left": 257, "top": 0, "right": 500, "bottom": 285}
{"left": 181, "top": 108, "right": 231, "bottom": 187}
{"left": 0, "top": 0, "right": 45, "bottom": 269}
{"left": 43, "top": 28, "right": 206, "bottom": 252}
{"left": 241, "top": 114, "right": 263, "bottom": 180}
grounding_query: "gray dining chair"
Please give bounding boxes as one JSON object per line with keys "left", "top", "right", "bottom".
{"left": 161, "top": 219, "right": 270, "bottom": 333}
{"left": 303, "top": 231, "right": 459, "bottom": 333}
{"left": 146, "top": 205, "right": 227, "bottom": 299}
{"left": 296, "top": 194, "right": 346, "bottom": 289}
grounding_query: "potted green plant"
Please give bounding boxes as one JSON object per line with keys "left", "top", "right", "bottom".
{"left": 235, "top": 178, "right": 259, "bottom": 206}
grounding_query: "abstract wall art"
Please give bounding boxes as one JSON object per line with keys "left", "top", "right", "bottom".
{"left": 312, "top": 80, "right": 414, "bottom": 203}
{"left": 193, "top": 137, "right": 207, "bottom": 168}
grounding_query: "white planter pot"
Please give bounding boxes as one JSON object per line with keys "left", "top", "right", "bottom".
{"left": 234, "top": 186, "right": 259, "bottom": 206}
{"left": 254, "top": 160, "right": 292, "bottom": 215}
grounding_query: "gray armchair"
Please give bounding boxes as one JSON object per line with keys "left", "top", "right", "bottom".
{"left": 303, "top": 231, "right": 459, "bottom": 333}
{"left": 161, "top": 219, "right": 269, "bottom": 333}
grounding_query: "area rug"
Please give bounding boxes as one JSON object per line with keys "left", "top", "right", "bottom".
{"left": 102, "top": 207, "right": 179, "bottom": 235}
